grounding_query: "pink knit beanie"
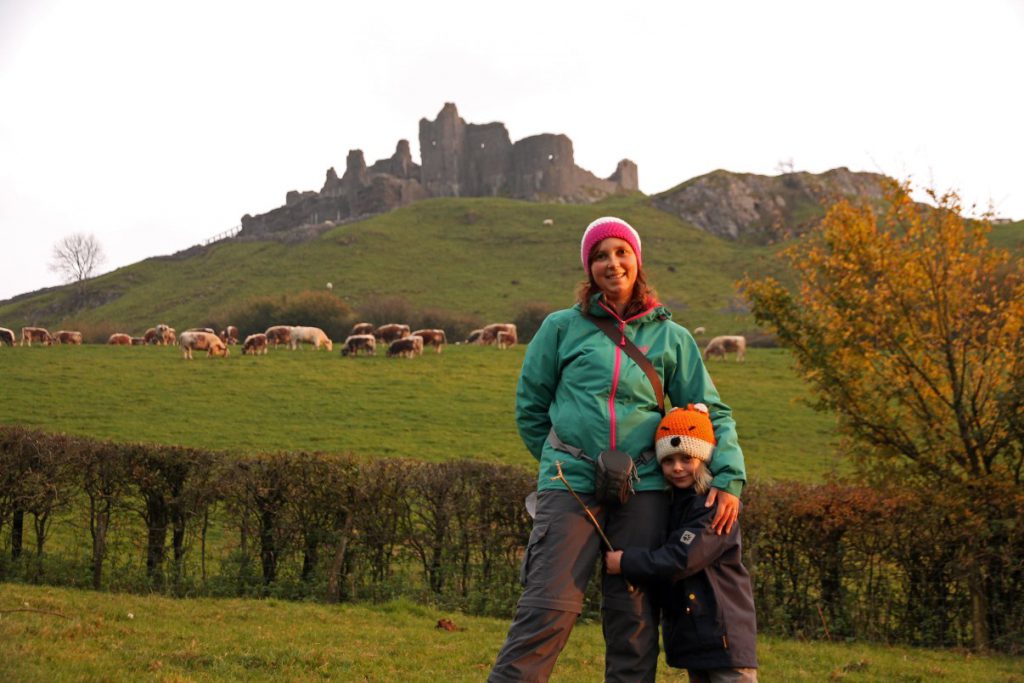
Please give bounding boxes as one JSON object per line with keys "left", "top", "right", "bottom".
{"left": 580, "top": 217, "right": 642, "bottom": 273}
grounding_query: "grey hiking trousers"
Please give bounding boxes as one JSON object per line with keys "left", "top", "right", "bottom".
{"left": 489, "top": 489, "right": 669, "bottom": 683}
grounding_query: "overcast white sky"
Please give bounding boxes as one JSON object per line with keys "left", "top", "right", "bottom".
{"left": 2, "top": 0, "right": 1022, "bottom": 301}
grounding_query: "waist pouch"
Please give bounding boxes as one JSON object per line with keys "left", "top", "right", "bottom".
{"left": 595, "top": 449, "right": 638, "bottom": 505}
{"left": 547, "top": 428, "right": 650, "bottom": 506}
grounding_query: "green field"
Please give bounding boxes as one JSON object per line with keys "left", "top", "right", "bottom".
{"left": 1, "top": 584, "right": 1020, "bottom": 682}
{"left": 0, "top": 343, "right": 841, "bottom": 483}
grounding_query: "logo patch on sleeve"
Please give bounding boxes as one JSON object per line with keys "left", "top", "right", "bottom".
{"left": 680, "top": 530, "right": 696, "bottom": 545}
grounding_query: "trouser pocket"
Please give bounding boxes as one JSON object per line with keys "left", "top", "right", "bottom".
{"left": 519, "top": 523, "right": 549, "bottom": 586}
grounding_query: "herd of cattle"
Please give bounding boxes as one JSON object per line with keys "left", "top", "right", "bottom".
{"left": 2, "top": 321, "right": 747, "bottom": 361}
{"left": 0, "top": 321, "right": 522, "bottom": 360}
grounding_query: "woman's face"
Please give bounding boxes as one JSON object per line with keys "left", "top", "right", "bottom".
{"left": 589, "top": 237, "right": 638, "bottom": 305}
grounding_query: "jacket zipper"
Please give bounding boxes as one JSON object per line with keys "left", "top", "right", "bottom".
{"left": 597, "top": 300, "right": 656, "bottom": 451}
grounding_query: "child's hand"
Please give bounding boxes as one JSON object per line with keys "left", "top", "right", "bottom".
{"left": 605, "top": 550, "right": 623, "bottom": 575}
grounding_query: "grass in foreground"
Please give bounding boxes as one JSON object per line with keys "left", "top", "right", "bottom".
{"left": 1, "top": 584, "right": 1021, "bottom": 682}
{"left": 0, "top": 344, "right": 842, "bottom": 483}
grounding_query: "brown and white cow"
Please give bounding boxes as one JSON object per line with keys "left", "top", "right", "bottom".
{"left": 219, "top": 325, "right": 239, "bottom": 345}
{"left": 180, "top": 330, "right": 229, "bottom": 360}
{"left": 387, "top": 334, "right": 424, "bottom": 359}
{"left": 0, "top": 327, "right": 16, "bottom": 347}
{"left": 703, "top": 335, "right": 746, "bottom": 362}
{"left": 107, "top": 333, "right": 132, "bottom": 346}
{"left": 464, "top": 329, "right": 484, "bottom": 344}
{"left": 496, "top": 329, "right": 518, "bottom": 349}
{"left": 411, "top": 328, "right": 447, "bottom": 353}
{"left": 480, "top": 323, "right": 517, "bottom": 346}
{"left": 341, "top": 334, "right": 376, "bottom": 356}
{"left": 54, "top": 330, "right": 83, "bottom": 345}
{"left": 186, "top": 327, "right": 216, "bottom": 335}
{"left": 130, "top": 337, "right": 147, "bottom": 346}
{"left": 163, "top": 327, "right": 177, "bottom": 345}
{"left": 143, "top": 327, "right": 160, "bottom": 345}
{"left": 265, "top": 325, "right": 293, "bottom": 348}
{"left": 242, "top": 333, "right": 268, "bottom": 356}
{"left": 375, "top": 323, "right": 410, "bottom": 344}
{"left": 290, "top": 326, "right": 333, "bottom": 351}
{"left": 21, "top": 326, "right": 53, "bottom": 346}
{"left": 350, "top": 322, "right": 375, "bottom": 336}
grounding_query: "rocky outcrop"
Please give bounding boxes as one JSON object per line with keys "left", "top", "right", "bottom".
{"left": 240, "top": 103, "right": 637, "bottom": 238}
{"left": 653, "top": 167, "right": 888, "bottom": 244}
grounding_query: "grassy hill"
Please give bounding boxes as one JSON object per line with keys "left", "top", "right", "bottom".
{"left": 0, "top": 195, "right": 791, "bottom": 337}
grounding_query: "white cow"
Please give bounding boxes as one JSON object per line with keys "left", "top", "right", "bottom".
{"left": 290, "top": 326, "right": 333, "bottom": 351}
{"left": 703, "top": 335, "right": 746, "bottom": 362}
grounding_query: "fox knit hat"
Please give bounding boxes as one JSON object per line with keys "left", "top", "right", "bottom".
{"left": 655, "top": 403, "right": 717, "bottom": 464}
{"left": 580, "top": 216, "right": 642, "bottom": 272}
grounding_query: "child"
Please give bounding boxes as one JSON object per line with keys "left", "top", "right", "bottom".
{"left": 605, "top": 403, "right": 758, "bottom": 683}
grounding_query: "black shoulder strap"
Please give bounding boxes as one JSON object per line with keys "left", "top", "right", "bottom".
{"left": 585, "top": 313, "right": 665, "bottom": 416}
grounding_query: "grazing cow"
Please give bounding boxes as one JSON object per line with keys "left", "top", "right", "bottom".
{"left": 130, "top": 337, "right": 147, "bottom": 346}
{"left": 20, "top": 327, "right": 53, "bottom": 346}
{"left": 351, "top": 322, "right": 375, "bottom": 336}
{"left": 412, "top": 328, "right": 447, "bottom": 353}
{"left": 153, "top": 323, "right": 175, "bottom": 345}
{"left": 375, "top": 323, "right": 410, "bottom": 344}
{"left": 464, "top": 329, "right": 484, "bottom": 344}
{"left": 186, "top": 327, "right": 216, "bottom": 335}
{"left": 496, "top": 329, "right": 518, "bottom": 349}
{"left": 179, "top": 330, "right": 229, "bottom": 360}
{"left": 341, "top": 334, "right": 376, "bottom": 356}
{"left": 107, "top": 333, "right": 132, "bottom": 346}
{"left": 542, "top": 218, "right": 554, "bottom": 226}
{"left": 480, "top": 323, "right": 517, "bottom": 345}
{"left": 693, "top": 326, "right": 706, "bottom": 336}
{"left": 144, "top": 327, "right": 160, "bottom": 345}
{"left": 54, "top": 330, "right": 83, "bottom": 345}
{"left": 0, "top": 327, "right": 15, "bottom": 347}
{"left": 242, "top": 333, "right": 268, "bottom": 356}
{"left": 265, "top": 325, "right": 293, "bottom": 348}
{"left": 290, "top": 326, "right": 333, "bottom": 351}
{"left": 219, "top": 325, "right": 239, "bottom": 345}
{"left": 387, "top": 334, "right": 424, "bottom": 359}
{"left": 703, "top": 335, "right": 747, "bottom": 362}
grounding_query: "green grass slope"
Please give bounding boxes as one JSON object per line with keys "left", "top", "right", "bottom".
{"left": 2, "top": 584, "right": 1020, "bottom": 682}
{"left": 0, "top": 196, "right": 789, "bottom": 337}
{"left": 0, "top": 344, "right": 841, "bottom": 483}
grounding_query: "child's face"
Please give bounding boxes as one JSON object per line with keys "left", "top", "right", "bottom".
{"left": 661, "top": 453, "right": 701, "bottom": 489}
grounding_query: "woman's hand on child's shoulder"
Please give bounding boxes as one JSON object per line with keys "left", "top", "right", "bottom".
{"left": 706, "top": 489, "right": 740, "bottom": 535}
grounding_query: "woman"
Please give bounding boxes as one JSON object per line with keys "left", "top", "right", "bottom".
{"left": 489, "top": 217, "right": 747, "bottom": 682}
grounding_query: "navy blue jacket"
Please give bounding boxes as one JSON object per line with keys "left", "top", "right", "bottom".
{"left": 619, "top": 488, "right": 757, "bottom": 670}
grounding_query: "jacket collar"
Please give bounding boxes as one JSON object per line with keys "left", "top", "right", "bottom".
{"left": 580, "top": 292, "right": 672, "bottom": 324}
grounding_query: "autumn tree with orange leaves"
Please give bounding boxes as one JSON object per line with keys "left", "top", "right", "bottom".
{"left": 741, "top": 180, "right": 1024, "bottom": 648}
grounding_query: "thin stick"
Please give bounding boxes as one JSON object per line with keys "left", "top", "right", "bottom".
{"left": 551, "top": 461, "right": 635, "bottom": 593}
{"left": 817, "top": 605, "right": 832, "bottom": 642}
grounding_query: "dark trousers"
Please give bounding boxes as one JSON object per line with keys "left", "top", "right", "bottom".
{"left": 489, "top": 490, "right": 669, "bottom": 682}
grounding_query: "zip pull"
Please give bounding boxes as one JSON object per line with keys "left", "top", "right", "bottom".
{"left": 619, "top": 321, "right": 627, "bottom": 346}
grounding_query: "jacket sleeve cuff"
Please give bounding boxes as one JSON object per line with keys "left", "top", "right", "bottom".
{"left": 714, "top": 478, "right": 745, "bottom": 498}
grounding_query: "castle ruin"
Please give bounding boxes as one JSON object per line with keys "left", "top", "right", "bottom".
{"left": 239, "top": 103, "right": 638, "bottom": 237}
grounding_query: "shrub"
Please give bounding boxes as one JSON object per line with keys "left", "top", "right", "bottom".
{"left": 512, "top": 302, "right": 555, "bottom": 343}
{"left": 220, "top": 291, "right": 353, "bottom": 342}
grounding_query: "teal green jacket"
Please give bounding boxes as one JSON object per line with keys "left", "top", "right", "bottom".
{"left": 515, "top": 297, "right": 746, "bottom": 497}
